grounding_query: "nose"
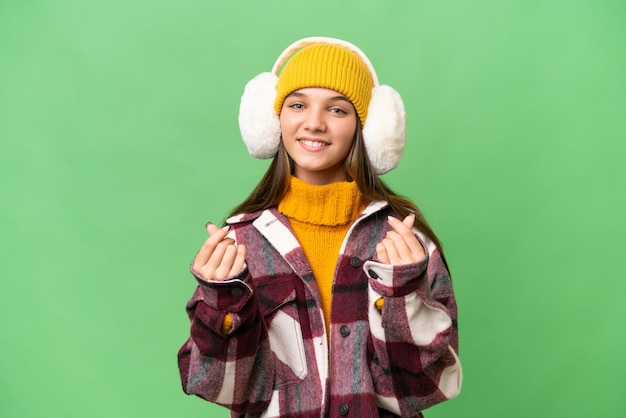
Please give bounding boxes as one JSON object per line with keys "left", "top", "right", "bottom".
{"left": 303, "top": 108, "right": 326, "bottom": 132}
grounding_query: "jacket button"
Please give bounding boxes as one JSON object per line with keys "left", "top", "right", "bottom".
{"left": 339, "top": 403, "right": 349, "bottom": 416}
{"left": 340, "top": 325, "right": 350, "bottom": 337}
{"left": 349, "top": 256, "right": 361, "bottom": 267}
{"left": 367, "top": 269, "right": 379, "bottom": 279}
{"left": 230, "top": 287, "right": 244, "bottom": 297}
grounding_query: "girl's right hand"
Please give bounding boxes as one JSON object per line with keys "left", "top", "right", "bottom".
{"left": 192, "top": 223, "right": 247, "bottom": 281}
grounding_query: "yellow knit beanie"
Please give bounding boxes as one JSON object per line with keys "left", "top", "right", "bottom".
{"left": 274, "top": 43, "right": 375, "bottom": 126}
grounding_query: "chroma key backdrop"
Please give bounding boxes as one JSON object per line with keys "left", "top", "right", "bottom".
{"left": 1, "top": 1, "right": 625, "bottom": 417}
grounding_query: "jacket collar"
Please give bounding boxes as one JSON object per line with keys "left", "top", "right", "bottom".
{"left": 225, "top": 201, "right": 389, "bottom": 283}
{"left": 225, "top": 200, "right": 388, "bottom": 226}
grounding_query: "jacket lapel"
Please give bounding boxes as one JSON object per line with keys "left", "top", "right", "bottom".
{"left": 252, "top": 209, "right": 312, "bottom": 278}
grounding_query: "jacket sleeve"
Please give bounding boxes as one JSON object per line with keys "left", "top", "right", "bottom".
{"left": 364, "top": 238, "right": 462, "bottom": 416}
{"left": 177, "top": 267, "right": 274, "bottom": 413}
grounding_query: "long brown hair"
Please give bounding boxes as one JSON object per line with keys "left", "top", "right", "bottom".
{"left": 228, "top": 118, "right": 445, "bottom": 253}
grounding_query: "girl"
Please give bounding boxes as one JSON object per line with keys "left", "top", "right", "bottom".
{"left": 178, "top": 37, "right": 461, "bottom": 417}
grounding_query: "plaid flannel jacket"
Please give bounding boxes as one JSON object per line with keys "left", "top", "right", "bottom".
{"left": 178, "top": 201, "right": 461, "bottom": 417}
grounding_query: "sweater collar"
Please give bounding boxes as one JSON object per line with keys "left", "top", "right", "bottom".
{"left": 278, "top": 176, "right": 368, "bottom": 227}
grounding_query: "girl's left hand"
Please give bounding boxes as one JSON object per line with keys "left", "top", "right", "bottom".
{"left": 376, "top": 214, "right": 426, "bottom": 265}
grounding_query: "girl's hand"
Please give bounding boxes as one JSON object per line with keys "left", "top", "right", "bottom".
{"left": 192, "top": 223, "right": 247, "bottom": 281}
{"left": 376, "top": 214, "right": 426, "bottom": 265}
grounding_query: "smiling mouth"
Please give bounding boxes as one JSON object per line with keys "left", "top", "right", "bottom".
{"left": 299, "top": 138, "right": 329, "bottom": 148}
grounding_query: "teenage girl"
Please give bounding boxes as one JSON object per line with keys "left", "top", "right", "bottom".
{"left": 178, "top": 37, "right": 462, "bottom": 418}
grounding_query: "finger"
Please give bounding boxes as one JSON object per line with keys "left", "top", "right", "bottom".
{"left": 385, "top": 230, "right": 414, "bottom": 262}
{"left": 222, "top": 238, "right": 235, "bottom": 247}
{"left": 193, "top": 237, "right": 215, "bottom": 269}
{"left": 205, "top": 240, "right": 232, "bottom": 272}
{"left": 193, "top": 226, "right": 231, "bottom": 268}
{"left": 388, "top": 216, "right": 425, "bottom": 261}
{"left": 206, "top": 222, "right": 220, "bottom": 236}
{"left": 198, "top": 240, "right": 232, "bottom": 280}
{"left": 402, "top": 213, "right": 416, "bottom": 228}
{"left": 214, "top": 244, "right": 239, "bottom": 279}
{"left": 228, "top": 244, "right": 247, "bottom": 277}
{"left": 381, "top": 237, "right": 401, "bottom": 265}
{"left": 388, "top": 215, "right": 412, "bottom": 235}
{"left": 207, "top": 223, "right": 230, "bottom": 239}
{"left": 376, "top": 242, "right": 389, "bottom": 264}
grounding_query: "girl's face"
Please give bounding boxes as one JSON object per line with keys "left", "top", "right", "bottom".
{"left": 280, "top": 87, "right": 357, "bottom": 185}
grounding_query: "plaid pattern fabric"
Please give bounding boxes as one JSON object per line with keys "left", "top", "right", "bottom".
{"left": 178, "top": 201, "right": 461, "bottom": 417}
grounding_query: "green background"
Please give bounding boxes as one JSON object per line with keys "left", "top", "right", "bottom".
{"left": 2, "top": 0, "right": 625, "bottom": 417}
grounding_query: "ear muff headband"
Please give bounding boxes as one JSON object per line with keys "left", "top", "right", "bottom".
{"left": 271, "top": 37, "right": 380, "bottom": 86}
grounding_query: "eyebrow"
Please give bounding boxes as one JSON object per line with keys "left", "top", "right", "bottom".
{"left": 285, "top": 91, "right": 351, "bottom": 103}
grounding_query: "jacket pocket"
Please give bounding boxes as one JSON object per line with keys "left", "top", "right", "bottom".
{"left": 256, "top": 277, "right": 308, "bottom": 389}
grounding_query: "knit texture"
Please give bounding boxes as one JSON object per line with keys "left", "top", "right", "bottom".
{"left": 274, "top": 43, "right": 375, "bottom": 125}
{"left": 278, "top": 176, "right": 369, "bottom": 328}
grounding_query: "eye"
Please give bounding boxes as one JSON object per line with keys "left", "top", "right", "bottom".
{"left": 289, "top": 103, "right": 305, "bottom": 110}
{"left": 330, "top": 107, "right": 347, "bottom": 115}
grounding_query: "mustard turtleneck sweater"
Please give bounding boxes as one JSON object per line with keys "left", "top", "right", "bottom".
{"left": 278, "top": 176, "right": 369, "bottom": 329}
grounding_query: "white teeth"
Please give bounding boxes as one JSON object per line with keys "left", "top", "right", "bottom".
{"left": 300, "top": 139, "right": 327, "bottom": 148}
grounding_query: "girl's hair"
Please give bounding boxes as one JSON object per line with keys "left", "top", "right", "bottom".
{"left": 228, "top": 118, "right": 446, "bottom": 254}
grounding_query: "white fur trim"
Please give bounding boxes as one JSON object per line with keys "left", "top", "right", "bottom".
{"left": 362, "top": 85, "right": 406, "bottom": 174}
{"left": 238, "top": 72, "right": 281, "bottom": 159}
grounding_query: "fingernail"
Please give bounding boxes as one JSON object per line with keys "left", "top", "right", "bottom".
{"left": 205, "top": 221, "right": 213, "bottom": 228}
{"left": 222, "top": 225, "right": 230, "bottom": 231}
{"left": 387, "top": 216, "right": 396, "bottom": 222}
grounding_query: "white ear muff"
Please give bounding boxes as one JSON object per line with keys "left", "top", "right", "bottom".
{"left": 238, "top": 72, "right": 281, "bottom": 159}
{"left": 362, "top": 85, "right": 406, "bottom": 174}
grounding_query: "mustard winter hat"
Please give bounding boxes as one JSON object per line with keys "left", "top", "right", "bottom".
{"left": 238, "top": 37, "right": 406, "bottom": 174}
{"left": 273, "top": 43, "right": 375, "bottom": 126}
